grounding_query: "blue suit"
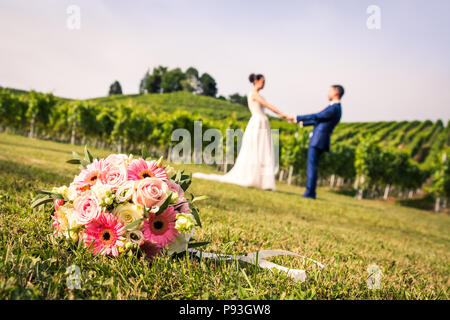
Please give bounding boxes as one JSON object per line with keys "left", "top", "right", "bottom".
{"left": 296, "top": 103, "right": 342, "bottom": 199}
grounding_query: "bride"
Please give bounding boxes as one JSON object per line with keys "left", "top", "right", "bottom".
{"left": 193, "top": 73, "right": 289, "bottom": 190}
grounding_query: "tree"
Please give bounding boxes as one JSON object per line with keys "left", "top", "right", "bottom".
{"left": 199, "top": 73, "right": 217, "bottom": 97}
{"left": 144, "top": 66, "right": 168, "bottom": 93}
{"left": 139, "top": 70, "right": 150, "bottom": 94}
{"left": 185, "top": 67, "right": 199, "bottom": 79}
{"left": 161, "top": 68, "right": 186, "bottom": 93}
{"left": 108, "top": 81, "right": 123, "bottom": 96}
{"left": 228, "top": 93, "right": 247, "bottom": 106}
{"left": 182, "top": 67, "right": 201, "bottom": 93}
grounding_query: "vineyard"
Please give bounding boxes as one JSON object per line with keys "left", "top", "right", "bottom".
{"left": 0, "top": 87, "right": 449, "bottom": 211}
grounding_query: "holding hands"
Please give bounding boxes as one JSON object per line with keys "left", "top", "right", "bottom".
{"left": 280, "top": 113, "right": 303, "bottom": 127}
{"left": 284, "top": 114, "right": 296, "bottom": 123}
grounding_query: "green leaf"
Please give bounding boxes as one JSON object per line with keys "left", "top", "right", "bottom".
{"left": 84, "top": 145, "right": 93, "bottom": 163}
{"left": 35, "top": 190, "right": 54, "bottom": 195}
{"left": 80, "top": 159, "right": 89, "bottom": 168}
{"left": 68, "top": 151, "right": 82, "bottom": 165}
{"left": 192, "top": 195, "right": 208, "bottom": 203}
{"left": 31, "top": 196, "right": 54, "bottom": 209}
{"left": 66, "top": 159, "right": 81, "bottom": 165}
{"left": 179, "top": 172, "right": 192, "bottom": 191}
{"left": 125, "top": 218, "right": 144, "bottom": 230}
{"left": 175, "top": 170, "right": 182, "bottom": 182}
{"left": 187, "top": 241, "right": 209, "bottom": 249}
{"left": 190, "top": 206, "right": 202, "bottom": 228}
{"left": 141, "top": 147, "right": 148, "bottom": 160}
{"left": 185, "top": 191, "right": 194, "bottom": 201}
{"left": 155, "top": 192, "right": 173, "bottom": 216}
{"left": 36, "top": 190, "right": 64, "bottom": 200}
{"left": 72, "top": 151, "right": 81, "bottom": 160}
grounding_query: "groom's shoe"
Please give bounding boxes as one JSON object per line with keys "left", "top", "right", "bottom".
{"left": 302, "top": 193, "right": 316, "bottom": 200}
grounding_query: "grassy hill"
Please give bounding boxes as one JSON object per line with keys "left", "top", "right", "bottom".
{"left": 0, "top": 133, "right": 449, "bottom": 299}
{"left": 89, "top": 91, "right": 252, "bottom": 121}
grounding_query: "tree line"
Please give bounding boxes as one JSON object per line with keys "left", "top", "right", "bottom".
{"left": 108, "top": 66, "right": 248, "bottom": 107}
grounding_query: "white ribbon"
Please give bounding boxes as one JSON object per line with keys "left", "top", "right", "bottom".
{"left": 188, "top": 249, "right": 325, "bottom": 282}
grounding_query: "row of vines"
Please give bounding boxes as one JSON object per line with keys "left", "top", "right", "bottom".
{"left": 0, "top": 89, "right": 448, "bottom": 211}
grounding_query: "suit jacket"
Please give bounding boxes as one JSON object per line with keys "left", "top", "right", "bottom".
{"left": 296, "top": 103, "right": 342, "bottom": 152}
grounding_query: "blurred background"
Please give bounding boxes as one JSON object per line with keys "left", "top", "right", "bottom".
{"left": 1, "top": 0, "right": 449, "bottom": 122}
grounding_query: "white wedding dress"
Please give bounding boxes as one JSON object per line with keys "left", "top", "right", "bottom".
{"left": 193, "top": 91, "right": 277, "bottom": 190}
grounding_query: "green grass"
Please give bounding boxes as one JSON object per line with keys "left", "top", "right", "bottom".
{"left": 0, "top": 133, "right": 449, "bottom": 299}
{"left": 89, "top": 91, "right": 252, "bottom": 121}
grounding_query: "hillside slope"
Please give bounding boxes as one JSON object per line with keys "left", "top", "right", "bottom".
{"left": 0, "top": 133, "right": 448, "bottom": 299}
{"left": 89, "top": 91, "right": 252, "bottom": 121}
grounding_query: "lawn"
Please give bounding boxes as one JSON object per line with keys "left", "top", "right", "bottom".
{"left": 0, "top": 133, "right": 448, "bottom": 299}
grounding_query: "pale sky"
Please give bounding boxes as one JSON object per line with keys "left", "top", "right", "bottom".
{"left": 0, "top": 0, "right": 449, "bottom": 122}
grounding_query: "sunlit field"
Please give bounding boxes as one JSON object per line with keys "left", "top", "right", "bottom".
{"left": 0, "top": 133, "right": 448, "bottom": 299}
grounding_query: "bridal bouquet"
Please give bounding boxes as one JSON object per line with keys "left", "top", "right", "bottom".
{"left": 32, "top": 147, "right": 206, "bottom": 261}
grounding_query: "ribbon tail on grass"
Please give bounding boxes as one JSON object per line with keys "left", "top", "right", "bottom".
{"left": 188, "top": 249, "right": 325, "bottom": 283}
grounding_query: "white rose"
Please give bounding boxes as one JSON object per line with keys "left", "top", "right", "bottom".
{"left": 64, "top": 205, "right": 81, "bottom": 230}
{"left": 67, "top": 185, "right": 78, "bottom": 201}
{"left": 175, "top": 212, "right": 195, "bottom": 233}
{"left": 115, "top": 180, "right": 136, "bottom": 203}
{"left": 165, "top": 165, "right": 176, "bottom": 178}
{"left": 167, "top": 231, "right": 193, "bottom": 255}
{"left": 125, "top": 229, "right": 144, "bottom": 245}
{"left": 52, "top": 186, "right": 68, "bottom": 200}
{"left": 112, "top": 203, "right": 144, "bottom": 228}
{"left": 91, "top": 182, "right": 111, "bottom": 203}
{"left": 54, "top": 204, "right": 80, "bottom": 242}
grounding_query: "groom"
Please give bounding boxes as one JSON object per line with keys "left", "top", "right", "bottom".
{"left": 286, "top": 85, "right": 343, "bottom": 199}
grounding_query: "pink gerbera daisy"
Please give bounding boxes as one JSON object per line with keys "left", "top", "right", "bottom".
{"left": 51, "top": 215, "right": 61, "bottom": 235}
{"left": 83, "top": 213, "right": 126, "bottom": 257}
{"left": 127, "top": 159, "right": 168, "bottom": 182}
{"left": 73, "top": 159, "right": 109, "bottom": 188}
{"left": 142, "top": 206, "right": 178, "bottom": 248}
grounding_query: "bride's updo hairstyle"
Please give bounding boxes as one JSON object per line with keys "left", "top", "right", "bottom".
{"left": 249, "top": 73, "right": 264, "bottom": 84}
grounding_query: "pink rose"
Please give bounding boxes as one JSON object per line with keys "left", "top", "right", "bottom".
{"left": 73, "top": 190, "right": 102, "bottom": 225}
{"left": 105, "top": 154, "right": 128, "bottom": 167}
{"left": 133, "top": 178, "right": 169, "bottom": 209}
{"left": 178, "top": 199, "right": 191, "bottom": 214}
{"left": 99, "top": 164, "right": 127, "bottom": 190}
{"left": 167, "top": 180, "right": 190, "bottom": 213}
{"left": 167, "top": 179, "right": 184, "bottom": 199}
